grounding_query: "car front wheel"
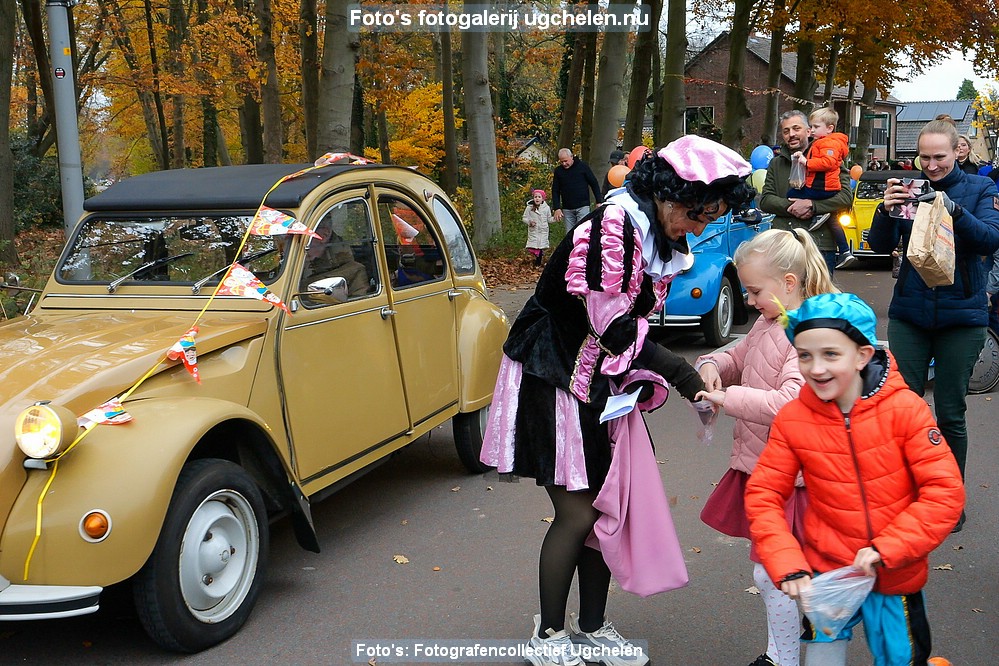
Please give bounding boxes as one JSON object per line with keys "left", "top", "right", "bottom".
{"left": 134, "top": 459, "right": 268, "bottom": 653}
{"left": 453, "top": 405, "right": 493, "bottom": 474}
{"left": 702, "top": 276, "right": 736, "bottom": 347}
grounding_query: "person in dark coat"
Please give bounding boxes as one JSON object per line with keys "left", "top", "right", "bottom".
{"left": 868, "top": 116, "right": 999, "bottom": 533}
{"left": 551, "top": 148, "right": 602, "bottom": 235}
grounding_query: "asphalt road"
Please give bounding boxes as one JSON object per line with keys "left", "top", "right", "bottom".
{"left": 1, "top": 259, "right": 995, "bottom": 665}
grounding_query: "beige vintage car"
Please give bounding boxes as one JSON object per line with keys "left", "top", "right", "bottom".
{"left": 0, "top": 163, "right": 507, "bottom": 651}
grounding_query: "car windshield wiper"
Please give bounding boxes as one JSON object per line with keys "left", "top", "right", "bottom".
{"left": 191, "top": 248, "right": 278, "bottom": 294}
{"left": 107, "top": 252, "right": 195, "bottom": 293}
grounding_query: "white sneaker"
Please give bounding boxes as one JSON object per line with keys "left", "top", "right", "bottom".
{"left": 835, "top": 251, "right": 858, "bottom": 269}
{"left": 807, "top": 213, "right": 831, "bottom": 232}
{"left": 526, "top": 614, "right": 583, "bottom": 666}
{"left": 568, "top": 613, "right": 649, "bottom": 666}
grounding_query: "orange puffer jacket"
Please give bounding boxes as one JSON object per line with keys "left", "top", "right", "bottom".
{"left": 804, "top": 132, "right": 849, "bottom": 192}
{"left": 745, "top": 350, "right": 964, "bottom": 595}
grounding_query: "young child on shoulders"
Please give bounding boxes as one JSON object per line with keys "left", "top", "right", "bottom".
{"left": 788, "top": 107, "right": 856, "bottom": 269}
{"left": 745, "top": 292, "right": 965, "bottom": 666}
{"left": 523, "top": 189, "right": 553, "bottom": 267}
{"left": 695, "top": 228, "right": 837, "bottom": 666}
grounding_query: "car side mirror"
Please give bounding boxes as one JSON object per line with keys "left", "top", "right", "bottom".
{"left": 299, "top": 276, "right": 349, "bottom": 304}
{"left": 734, "top": 208, "right": 763, "bottom": 225}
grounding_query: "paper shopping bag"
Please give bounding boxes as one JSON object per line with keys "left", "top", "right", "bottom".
{"left": 906, "top": 192, "right": 955, "bottom": 287}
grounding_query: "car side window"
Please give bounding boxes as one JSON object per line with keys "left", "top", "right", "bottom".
{"left": 299, "top": 198, "right": 379, "bottom": 307}
{"left": 432, "top": 197, "right": 475, "bottom": 275}
{"left": 378, "top": 198, "right": 446, "bottom": 289}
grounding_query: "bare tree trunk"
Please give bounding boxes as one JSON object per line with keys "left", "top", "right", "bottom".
{"left": 794, "top": 37, "right": 817, "bottom": 114}
{"left": 254, "top": 0, "right": 283, "bottom": 162}
{"left": 580, "top": 31, "right": 597, "bottom": 162}
{"left": 761, "top": 24, "right": 784, "bottom": 145}
{"left": 822, "top": 34, "right": 842, "bottom": 104}
{"left": 461, "top": 31, "right": 501, "bottom": 250}
{"left": 591, "top": 3, "right": 630, "bottom": 187}
{"left": 194, "top": 0, "right": 217, "bottom": 167}
{"left": 658, "top": 0, "right": 686, "bottom": 143}
{"left": 441, "top": 25, "right": 459, "bottom": 194}
{"left": 300, "top": 0, "right": 319, "bottom": 158}
{"left": 167, "top": 0, "right": 187, "bottom": 168}
{"left": 216, "top": 119, "right": 233, "bottom": 165}
{"left": 722, "top": 0, "right": 754, "bottom": 149}
{"left": 232, "top": 0, "right": 263, "bottom": 163}
{"left": 318, "top": 0, "right": 358, "bottom": 153}
{"left": 350, "top": 66, "right": 365, "bottom": 155}
{"left": 851, "top": 74, "right": 877, "bottom": 165}
{"left": 652, "top": 30, "right": 662, "bottom": 144}
{"left": 377, "top": 107, "right": 391, "bottom": 163}
{"left": 624, "top": 0, "right": 661, "bottom": 149}
{"left": 1, "top": 0, "right": 19, "bottom": 266}
{"left": 142, "top": 0, "right": 170, "bottom": 169}
{"left": 557, "top": 32, "right": 588, "bottom": 154}
{"left": 18, "top": 0, "right": 54, "bottom": 154}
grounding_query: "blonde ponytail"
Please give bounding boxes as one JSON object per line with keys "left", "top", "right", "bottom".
{"left": 734, "top": 228, "right": 838, "bottom": 298}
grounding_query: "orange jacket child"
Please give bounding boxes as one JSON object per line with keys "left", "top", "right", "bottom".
{"left": 803, "top": 132, "right": 849, "bottom": 193}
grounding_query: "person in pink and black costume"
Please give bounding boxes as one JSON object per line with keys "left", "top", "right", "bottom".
{"left": 481, "top": 135, "right": 755, "bottom": 666}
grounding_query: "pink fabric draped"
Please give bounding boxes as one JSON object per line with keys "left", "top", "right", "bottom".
{"left": 480, "top": 355, "right": 522, "bottom": 472}
{"left": 553, "top": 388, "right": 589, "bottom": 490}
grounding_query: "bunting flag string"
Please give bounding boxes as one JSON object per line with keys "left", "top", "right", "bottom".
{"left": 217, "top": 263, "right": 292, "bottom": 314}
{"left": 78, "top": 398, "right": 133, "bottom": 431}
{"left": 670, "top": 73, "right": 884, "bottom": 113}
{"left": 249, "top": 205, "right": 321, "bottom": 239}
{"left": 167, "top": 326, "right": 201, "bottom": 384}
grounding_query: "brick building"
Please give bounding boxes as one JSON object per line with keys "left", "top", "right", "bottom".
{"left": 684, "top": 32, "right": 901, "bottom": 160}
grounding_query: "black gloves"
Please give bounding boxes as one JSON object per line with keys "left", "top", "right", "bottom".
{"left": 636, "top": 340, "right": 705, "bottom": 401}
{"left": 916, "top": 191, "right": 963, "bottom": 219}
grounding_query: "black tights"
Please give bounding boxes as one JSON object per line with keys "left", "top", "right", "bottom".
{"left": 538, "top": 485, "right": 610, "bottom": 637}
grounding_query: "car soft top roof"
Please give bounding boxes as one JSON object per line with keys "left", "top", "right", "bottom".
{"left": 84, "top": 163, "right": 401, "bottom": 212}
{"left": 858, "top": 169, "right": 914, "bottom": 182}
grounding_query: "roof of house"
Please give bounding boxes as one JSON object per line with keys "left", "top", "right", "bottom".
{"left": 688, "top": 32, "right": 901, "bottom": 106}
{"left": 895, "top": 100, "right": 976, "bottom": 153}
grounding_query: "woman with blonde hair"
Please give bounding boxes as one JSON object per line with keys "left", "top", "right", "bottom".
{"left": 956, "top": 134, "right": 984, "bottom": 175}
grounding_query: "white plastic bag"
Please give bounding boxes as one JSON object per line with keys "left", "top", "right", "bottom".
{"left": 798, "top": 566, "right": 875, "bottom": 639}
{"left": 689, "top": 400, "right": 718, "bottom": 445}
{"left": 789, "top": 159, "right": 806, "bottom": 190}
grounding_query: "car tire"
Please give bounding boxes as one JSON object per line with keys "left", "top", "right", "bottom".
{"left": 453, "top": 405, "right": 493, "bottom": 474}
{"left": 134, "top": 459, "right": 268, "bottom": 653}
{"left": 702, "top": 276, "right": 735, "bottom": 347}
{"left": 968, "top": 328, "right": 999, "bottom": 394}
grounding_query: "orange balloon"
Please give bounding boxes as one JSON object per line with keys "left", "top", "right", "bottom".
{"left": 927, "top": 658, "right": 952, "bottom": 666}
{"left": 850, "top": 164, "right": 863, "bottom": 180}
{"left": 608, "top": 164, "right": 630, "bottom": 188}
{"left": 627, "top": 145, "right": 650, "bottom": 169}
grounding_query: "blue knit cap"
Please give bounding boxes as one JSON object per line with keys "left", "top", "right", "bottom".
{"left": 784, "top": 293, "right": 878, "bottom": 347}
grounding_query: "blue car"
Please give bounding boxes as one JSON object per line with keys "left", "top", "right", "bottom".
{"left": 647, "top": 209, "right": 772, "bottom": 346}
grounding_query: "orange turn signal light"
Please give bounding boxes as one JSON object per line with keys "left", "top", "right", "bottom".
{"left": 691, "top": 288, "right": 703, "bottom": 299}
{"left": 82, "top": 511, "right": 110, "bottom": 541}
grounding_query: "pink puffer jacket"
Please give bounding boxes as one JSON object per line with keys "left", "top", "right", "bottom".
{"left": 697, "top": 316, "right": 803, "bottom": 475}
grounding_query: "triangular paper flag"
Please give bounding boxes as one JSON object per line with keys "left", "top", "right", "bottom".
{"left": 217, "top": 263, "right": 292, "bottom": 314}
{"left": 167, "top": 325, "right": 201, "bottom": 383}
{"left": 249, "top": 206, "right": 321, "bottom": 239}
{"left": 78, "top": 397, "right": 133, "bottom": 430}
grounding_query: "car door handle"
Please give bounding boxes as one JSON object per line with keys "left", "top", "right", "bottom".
{"left": 447, "top": 289, "right": 460, "bottom": 300}
{"left": 380, "top": 307, "right": 396, "bottom": 319}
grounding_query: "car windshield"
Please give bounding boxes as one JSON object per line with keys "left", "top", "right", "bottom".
{"left": 58, "top": 215, "right": 285, "bottom": 288}
{"left": 856, "top": 180, "right": 888, "bottom": 200}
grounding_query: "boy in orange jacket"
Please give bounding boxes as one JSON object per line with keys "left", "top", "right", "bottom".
{"left": 745, "top": 293, "right": 964, "bottom": 665}
{"left": 789, "top": 107, "right": 856, "bottom": 269}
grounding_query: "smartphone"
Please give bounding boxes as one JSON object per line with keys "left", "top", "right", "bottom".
{"left": 888, "top": 178, "right": 929, "bottom": 219}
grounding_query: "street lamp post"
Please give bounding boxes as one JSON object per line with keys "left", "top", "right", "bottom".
{"left": 46, "top": 0, "right": 84, "bottom": 236}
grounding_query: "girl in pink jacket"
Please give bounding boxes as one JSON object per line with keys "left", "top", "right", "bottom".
{"left": 694, "top": 228, "right": 837, "bottom": 666}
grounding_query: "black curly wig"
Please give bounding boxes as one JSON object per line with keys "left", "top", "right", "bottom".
{"left": 628, "top": 149, "right": 756, "bottom": 219}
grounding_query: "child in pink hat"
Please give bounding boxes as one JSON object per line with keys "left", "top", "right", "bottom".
{"left": 524, "top": 189, "right": 553, "bottom": 266}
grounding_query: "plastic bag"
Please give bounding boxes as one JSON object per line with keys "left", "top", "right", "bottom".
{"left": 690, "top": 400, "right": 718, "bottom": 445}
{"left": 788, "top": 159, "right": 806, "bottom": 190}
{"left": 798, "top": 566, "right": 875, "bottom": 639}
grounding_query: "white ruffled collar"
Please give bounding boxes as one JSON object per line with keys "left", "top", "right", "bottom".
{"left": 607, "top": 189, "right": 694, "bottom": 281}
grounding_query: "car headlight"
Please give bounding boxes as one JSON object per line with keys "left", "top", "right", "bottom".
{"left": 838, "top": 213, "right": 853, "bottom": 228}
{"left": 14, "top": 403, "right": 79, "bottom": 459}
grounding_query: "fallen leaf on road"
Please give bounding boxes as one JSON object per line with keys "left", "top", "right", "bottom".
{"left": 952, "top": 545, "right": 964, "bottom": 551}
{"left": 433, "top": 566, "right": 441, "bottom": 571}
{"left": 981, "top": 484, "right": 990, "bottom": 489}
{"left": 541, "top": 516, "right": 554, "bottom": 523}
{"left": 486, "top": 486, "right": 494, "bottom": 491}
{"left": 691, "top": 547, "right": 702, "bottom": 553}
{"left": 689, "top": 495, "right": 699, "bottom": 500}
{"left": 393, "top": 555, "right": 410, "bottom": 564}
{"left": 451, "top": 486, "right": 461, "bottom": 492}
{"left": 745, "top": 586, "right": 760, "bottom": 595}
{"left": 932, "top": 564, "right": 953, "bottom": 571}
{"left": 668, "top": 496, "right": 678, "bottom": 507}
{"left": 972, "top": 608, "right": 983, "bottom": 613}
{"left": 401, "top": 519, "right": 408, "bottom": 525}
{"left": 369, "top": 658, "right": 377, "bottom": 666}
{"left": 656, "top": 459, "right": 667, "bottom": 464}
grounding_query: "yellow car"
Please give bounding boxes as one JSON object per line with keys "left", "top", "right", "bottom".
{"left": 838, "top": 169, "right": 910, "bottom": 256}
{"left": 0, "top": 163, "right": 507, "bottom": 651}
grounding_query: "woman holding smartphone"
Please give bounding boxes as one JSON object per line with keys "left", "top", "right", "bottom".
{"left": 868, "top": 115, "right": 999, "bottom": 532}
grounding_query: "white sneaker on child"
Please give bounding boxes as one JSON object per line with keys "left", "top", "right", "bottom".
{"left": 526, "top": 614, "right": 583, "bottom": 666}
{"left": 807, "top": 213, "right": 831, "bottom": 232}
{"left": 568, "top": 613, "right": 649, "bottom": 666}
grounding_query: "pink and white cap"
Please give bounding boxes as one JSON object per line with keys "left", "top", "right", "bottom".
{"left": 657, "top": 135, "right": 751, "bottom": 184}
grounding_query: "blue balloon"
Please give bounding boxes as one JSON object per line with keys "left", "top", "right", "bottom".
{"left": 850, "top": 178, "right": 857, "bottom": 189}
{"left": 749, "top": 145, "right": 774, "bottom": 170}
{"left": 979, "top": 164, "right": 993, "bottom": 177}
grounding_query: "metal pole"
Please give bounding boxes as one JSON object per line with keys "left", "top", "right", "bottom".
{"left": 46, "top": 0, "right": 85, "bottom": 236}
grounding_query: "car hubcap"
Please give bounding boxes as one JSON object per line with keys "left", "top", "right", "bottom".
{"left": 718, "top": 285, "right": 734, "bottom": 337}
{"left": 179, "top": 490, "right": 259, "bottom": 623}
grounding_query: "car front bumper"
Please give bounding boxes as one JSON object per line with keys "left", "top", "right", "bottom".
{"left": 0, "top": 574, "right": 101, "bottom": 620}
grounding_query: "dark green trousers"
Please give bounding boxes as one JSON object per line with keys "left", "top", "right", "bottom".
{"left": 887, "top": 318, "right": 986, "bottom": 480}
